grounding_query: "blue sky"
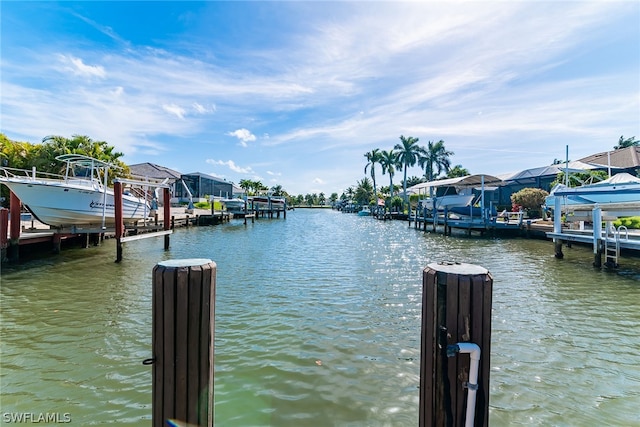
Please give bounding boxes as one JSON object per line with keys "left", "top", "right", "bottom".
{"left": 2, "top": 1, "right": 639, "bottom": 196}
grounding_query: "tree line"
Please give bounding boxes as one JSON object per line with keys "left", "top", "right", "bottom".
{"left": 341, "top": 135, "right": 465, "bottom": 208}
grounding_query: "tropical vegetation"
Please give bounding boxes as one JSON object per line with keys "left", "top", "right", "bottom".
{"left": 510, "top": 188, "right": 549, "bottom": 217}
{"left": 1, "top": 134, "right": 131, "bottom": 207}
{"left": 339, "top": 135, "right": 458, "bottom": 213}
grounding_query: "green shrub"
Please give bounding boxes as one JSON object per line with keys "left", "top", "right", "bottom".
{"left": 510, "top": 188, "right": 549, "bottom": 217}
{"left": 390, "top": 196, "right": 403, "bottom": 211}
{"left": 613, "top": 216, "right": 640, "bottom": 229}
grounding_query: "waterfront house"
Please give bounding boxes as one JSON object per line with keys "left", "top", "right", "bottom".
{"left": 175, "top": 172, "right": 244, "bottom": 204}
{"left": 128, "top": 162, "right": 182, "bottom": 204}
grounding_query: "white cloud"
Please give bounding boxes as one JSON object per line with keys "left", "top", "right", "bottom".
{"left": 313, "top": 178, "right": 324, "bottom": 185}
{"left": 227, "top": 128, "right": 257, "bottom": 147}
{"left": 266, "top": 171, "right": 281, "bottom": 176}
{"left": 162, "top": 104, "right": 186, "bottom": 119}
{"left": 58, "top": 55, "right": 106, "bottom": 78}
{"left": 193, "top": 102, "right": 216, "bottom": 114}
{"left": 206, "top": 159, "right": 254, "bottom": 174}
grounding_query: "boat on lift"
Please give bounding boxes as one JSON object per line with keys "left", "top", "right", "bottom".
{"left": 0, "top": 154, "right": 151, "bottom": 229}
{"left": 220, "top": 197, "right": 246, "bottom": 213}
{"left": 548, "top": 173, "right": 640, "bottom": 205}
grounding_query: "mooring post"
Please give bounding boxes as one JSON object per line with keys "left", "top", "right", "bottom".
{"left": 163, "top": 188, "right": 171, "bottom": 250}
{"left": 552, "top": 196, "right": 564, "bottom": 259}
{"left": 150, "top": 259, "right": 216, "bottom": 427}
{"left": 592, "top": 206, "right": 602, "bottom": 268}
{"left": 114, "top": 181, "right": 124, "bottom": 262}
{"left": 8, "top": 191, "right": 21, "bottom": 262}
{"left": 52, "top": 233, "right": 62, "bottom": 253}
{"left": 1, "top": 208, "right": 8, "bottom": 262}
{"left": 420, "top": 262, "right": 492, "bottom": 427}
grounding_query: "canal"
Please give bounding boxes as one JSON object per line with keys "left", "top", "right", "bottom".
{"left": 1, "top": 209, "right": 639, "bottom": 425}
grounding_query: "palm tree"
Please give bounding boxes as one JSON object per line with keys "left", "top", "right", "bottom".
{"left": 379, "top": 149, "right": 397, "bottom": 199}
{"left": 345, "top": 186, "right": 355, "bottom": 201}
{"left": 364, "top": 149, "right": 381, "bottom": 200}
{"left": 354, "top": 178, "right": 373, "bottom": 205}
{"left": 447, "top": 165, "right": 469, "bottom": 178}
{"left": 614, "top": 135, "right": 638, "bottom": 150}
{"left": 394, "top": 135, "right": 423, "bottom": 204}
{"left": 239, "top": 179, "right": 253, "bottom": 195}
{"left": 419, "top": 140, "right": 454, "bottom": 182}
{"left": 270, "top": 184, "right": 284, "bottom": 196}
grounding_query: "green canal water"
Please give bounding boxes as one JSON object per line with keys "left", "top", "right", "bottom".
{"left": 1, "top": 209, "right": 639, "bottom": 426}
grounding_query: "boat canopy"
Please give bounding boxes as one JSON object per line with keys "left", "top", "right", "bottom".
{"left": 55, "top": 154, "right": 118, "bottom": 169}
{"left": 593, "top": 173, "right": 640, "bottom": 185}
{"left": 407, "top": 174, "right": 503, "bottom": 194}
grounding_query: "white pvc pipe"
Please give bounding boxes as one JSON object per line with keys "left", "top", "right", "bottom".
{"left": 454, "top": 342, "right": 481, "bottom": 427}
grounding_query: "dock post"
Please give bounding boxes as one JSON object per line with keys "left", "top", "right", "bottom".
{"left": 150, "top": 259, "right": 216, "bottom": 427}
{"left": 420, "top": 262, "right": 492, "bottom": 427}
{"left": 553, "top": 196, "right": 564, "bottom": 259}
{"left": 1, "top": 208, "right": 8, "bottom": 262}
{"left": 52, "top": 233, "right": 62, "bottom": 253}
{"left": 8, "top": 191, "right": 21, "bottom": 262}
{"left": 114, "top": 181, "right": 124, "bottom": 262}
{"left": 592, "top": 206, "right": 602, "bottom": 268}
{"left": 164, "top": 188, "right": 171, "bottom": 250}
{"left": 443, "top": 208, "right": 449, "bottom": 236}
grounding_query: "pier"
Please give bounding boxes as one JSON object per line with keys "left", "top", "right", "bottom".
{"left": 546, "top": 195, "right": 640, "bottom": 267}
{"left": 1, "top": 200, "right": 232, "bottom": 264}
{"left": 408, "top": 208, "right": 525, "bottom": 236}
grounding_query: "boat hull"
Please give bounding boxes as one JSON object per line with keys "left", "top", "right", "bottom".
{"left": 251, "top": 197, "right": 286, "bottom": 209}
{"left": 419, "top": 194, "right": 475, "bottom": 211}
{"left": 1, "top": 180, "right": 150, "bottom": 228}
{"left": 547, "top": 181, "right": 640, "bottom": 208}
{"left": 221, "top": 198, "right": 246, "bottom": 213}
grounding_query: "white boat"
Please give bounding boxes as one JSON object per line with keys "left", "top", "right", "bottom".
{"left": 250, "top": 195, "right": 286, "bottom": 209}
{"left": 547, "top": 173, "right": 640, "bottom": 207}
{"left": 0, "top": 154, "right": 150, "bottom": 228}
{"left": 220, "top": 198, "right": 246, "bottom": 213}
{"left": 418, "top": 187, "right": 476, "bottom": 211}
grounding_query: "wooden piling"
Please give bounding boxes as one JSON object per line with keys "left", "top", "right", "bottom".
{"left": 52, "top": 233, "right": 62, "bottom": 254}
{"left": 114, "top": 181, "right": 124, "bottom": 263}
{"left": 8, "top": 191, "right": 21, "bottom": 261}
{"left": 151, "top": 259, "right": 216, "bottom": 427}
{"left": 592, "top": 206, "right": 602, "bottom": 268}
{"left": 420, "top": 262, "right": 492, "bottom": 427}
{"left": 164, "top": 188, "right": 171, "bottom": 250}
{"left": 1, "top": 208, "right": 8, "bottom": 261}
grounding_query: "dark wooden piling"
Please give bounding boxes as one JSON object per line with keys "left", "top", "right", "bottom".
{"left": 114, "top": 181, "right": 124, "bottom": 262}
{"left": 8, "top": 191, "right": 21, "bottom": 261}
{"left": 151, "top": 259, "right": 216, "bottom": 427}
{"left": 420, "top": 262, "right": 492, "bottom": 427}
{"left": 1, "top": 208, "right": 8, "bottom": 261}
{"left": 164, "top": 188, "right": 171, "bottom": 250}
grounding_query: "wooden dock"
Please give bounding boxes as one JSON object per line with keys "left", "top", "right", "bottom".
{"left": 1, "top": 206, "right": 229, "bottom": 263}
{"left": 408, "top": 210, "right": 526, "bottom": 236}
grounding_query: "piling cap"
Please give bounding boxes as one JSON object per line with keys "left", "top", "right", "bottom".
{"left": 158, "top": 258, "right": 214, "bottom": 267}
{"left": 427, "top": 261, "right": 488, "bottom": 275}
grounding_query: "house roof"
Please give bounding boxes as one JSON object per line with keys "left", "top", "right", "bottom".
{"left": 128, "top": 162, "right": 181, "bottom": 180}
{"left": 579, "top": 146, "right": 640, "bottom": 169}
{"left": 407, "top": 174, "right": 503, "bottom": 194}
{"left": 500, "top": 161, "right": 609, "bottom": 183}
